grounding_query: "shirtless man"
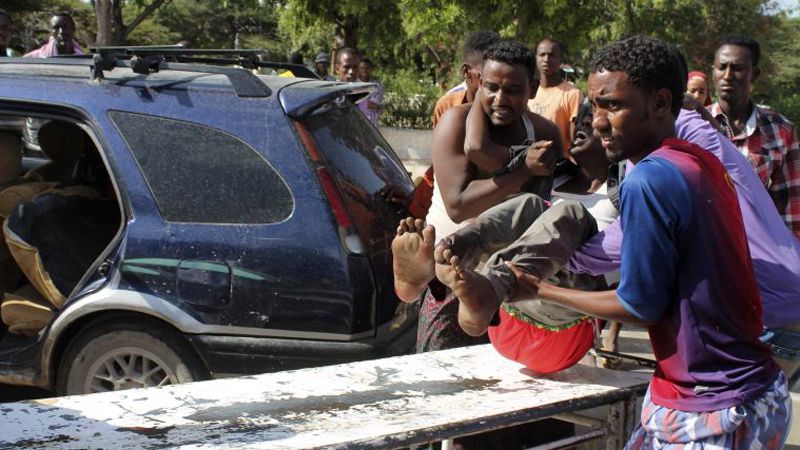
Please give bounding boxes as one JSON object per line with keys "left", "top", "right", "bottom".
{"left": 393, "top": 40, "right": 561, "bottom": 352}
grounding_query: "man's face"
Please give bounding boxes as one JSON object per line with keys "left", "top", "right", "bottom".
{"left": 536, "top": 40, "right": 562, "bottom": 78}
{"left": 713, "top": 44, "right": 757, "bottom": 105}
{"left": 315, "top": 61, "right": 329, "bottom": 76}
{"left": 478, "top": 59, "right": 532, "bottom": 127}
{"left": 588, "top": 70, "right": 652, "bottom": 163}
{"left": 335, "top": 52, "right": 361, "bottom": 82}
{"left": 0, "top": 15, "right": 11, "bottom": 48}
{"left": 569, "top": 112, "right": 604, "bottom": 161}
{"left": 50, "top": 15, "right": 75, "bottom": 50}
{"left": 686, "top": 76, "right": 708, "bottom": 105}
{"left": 358, "top": 61, "right": 372, "bottom": 81}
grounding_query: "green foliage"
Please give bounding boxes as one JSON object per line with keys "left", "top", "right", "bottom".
{"left": 379, "top": 67, "right": 440, "bottom": 129}
{"left": 4, "top": 0, "right": 799, "bottom": 128}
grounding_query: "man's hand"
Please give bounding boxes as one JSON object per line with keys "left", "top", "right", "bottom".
{"left": 506, "top": 262, "right": 544, "bottom": 297}
{"left": 524, "top": 140, "right": 558, "bottom": 176}
{"left": 683, "top": 94, "right": 722, "bottom": 132}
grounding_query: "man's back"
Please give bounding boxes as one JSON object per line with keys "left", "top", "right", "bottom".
{"left": 677, "top": 109, "right": 800, "bottom": 328}
{"left": 618, "top": 138, "right": 778, "bottom": 412}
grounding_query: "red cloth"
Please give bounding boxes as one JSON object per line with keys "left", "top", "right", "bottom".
{"left": 488, "top": 308, "right": 595, "bottom": 374}
{"left": 407, "top": 165, "right": 434, "bottom": 219}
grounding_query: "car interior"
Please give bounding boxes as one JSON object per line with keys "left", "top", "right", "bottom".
{"left": 0, "top": 116, "right": 122, "bottom": 338}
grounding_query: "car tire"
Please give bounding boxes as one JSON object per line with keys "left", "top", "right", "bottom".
{"left": 57, "top": 319, "right": 207, "bottom": 396}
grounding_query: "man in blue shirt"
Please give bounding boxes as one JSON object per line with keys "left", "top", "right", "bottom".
{"left": 495, "top": 36, "right": 790, "bottom": 447}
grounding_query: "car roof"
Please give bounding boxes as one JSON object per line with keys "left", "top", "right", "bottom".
{"left": 0, "top": 57, "right": 376, "bottom": 119}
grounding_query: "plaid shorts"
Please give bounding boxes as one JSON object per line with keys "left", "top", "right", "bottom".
{"left": 625, "top": 372, "right": 791, "bottom": 449}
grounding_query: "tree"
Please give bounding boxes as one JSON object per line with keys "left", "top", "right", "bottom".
{"left": 92, "top": 0, "right": 170, "bottom": 45}
{"left": 277, "top": 0, "right": 372, "bottom": 49}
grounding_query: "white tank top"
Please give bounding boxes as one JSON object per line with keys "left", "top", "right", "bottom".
{"left": 427, "top": 114, "right": 536, "bottom": 241}
{"left": 550, "top": 176, "right": 618, "bottom": 231}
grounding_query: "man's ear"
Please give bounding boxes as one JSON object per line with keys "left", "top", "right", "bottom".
{"left": 461, "top": 63, "right": 472, "bottom": 81}
{"left": 651, "top": 88, "right": 673, "bottom": 118}
{"left": 752, "top": 66, "right": 761, "bottom": 83}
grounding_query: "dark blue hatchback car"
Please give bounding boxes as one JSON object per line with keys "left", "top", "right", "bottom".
{"left": 0, "top": 53, "right": 417, "bottom": 395}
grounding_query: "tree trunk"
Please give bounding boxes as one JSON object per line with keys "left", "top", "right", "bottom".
{"left": 94, "top": 0, "right": 170, "bottom": 46}
{"left": 341, "top": 14, "right": 358, "bottom": 49}
{"left": 94, "top": 0, "right": 114, "bottom": 46}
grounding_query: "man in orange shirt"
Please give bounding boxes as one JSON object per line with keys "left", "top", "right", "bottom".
{"left": 431, "top": 31, "right": 501, "bottom": 127}
{"left": 527, "top": 39, "right": 582, "bottom": 158}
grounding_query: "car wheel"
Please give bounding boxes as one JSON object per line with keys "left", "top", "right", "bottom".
{"left": 57, "top": 320, "right": 207, "bottom": 396}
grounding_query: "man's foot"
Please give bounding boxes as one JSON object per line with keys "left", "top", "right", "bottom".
{"left": 392, "top": 217, "right": 435, "bottom": 302}
{"left": 434, "top": 247, "right": 501, "bottom": 336}
{"left": 434, "top": 226, "right": 482, "bottom": 268}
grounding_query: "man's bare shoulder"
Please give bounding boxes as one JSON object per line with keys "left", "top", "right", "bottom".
{"left": 524, "top": 110, "right": 560, "bottom": 140}
{"left": 437, "top": 103, "right": 471, "bottom": 128}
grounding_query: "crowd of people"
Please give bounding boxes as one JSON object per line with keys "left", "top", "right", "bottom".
{"left": 4, "top": 7, "right": 800, "bottom": 449}
{"left": 392, "top": 31, "right": 799, "bottom": 449}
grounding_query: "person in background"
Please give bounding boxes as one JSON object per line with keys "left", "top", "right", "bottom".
{"left": 313, "top": 52, "right": 334, "bottom": 80}
{"left": 527, "top": 38, "right": 582, "bottom": 158}
{"left": 334, "top": 47, "right": 361, "bottom": 83}
{"left": 432, "top": 31, "right": 501, "bottom": 126}
{"left": 710, "top": 35, "right": 800, "bottom": 239}
{"left": 24, "top": 13, "right": 83, "bottom": 57}
{"left": 686, "top": 70, "right": 711, "bottom": 106}
{"left": 279, "top": 51, "right": 304, "bottom": 78}
{"left": 0, "top": 10, "right": 18, "bottom": 57}
{"left": 358, "top": 58, "right": 383, "bottom": 126}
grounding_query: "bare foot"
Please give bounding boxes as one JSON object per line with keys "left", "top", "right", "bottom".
{"left": 392, "top": 217, "right": 435, "bottom": 302}
{"left": 434, "top": 249, "right": 500, "bottom": 336}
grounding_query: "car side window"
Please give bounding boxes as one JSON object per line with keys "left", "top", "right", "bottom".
{"left": 109, "top": 111, "right": 292, "bottom": 224}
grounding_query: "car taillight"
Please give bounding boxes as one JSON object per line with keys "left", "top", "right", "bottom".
{"left": 315, "top": 167, "right": 351, "bottom": 229}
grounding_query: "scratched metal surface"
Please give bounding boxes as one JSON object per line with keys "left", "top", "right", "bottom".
{"left": 0, "top": 344, "right": 649, "bottom": 449}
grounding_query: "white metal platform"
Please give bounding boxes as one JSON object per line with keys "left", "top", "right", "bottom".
{"left": 1, "top": 344, "right": 649, "bottom": 449}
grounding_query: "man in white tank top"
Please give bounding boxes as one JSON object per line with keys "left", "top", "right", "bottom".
{"left": 392, "top": 41, "right": 562, "bottom": 353}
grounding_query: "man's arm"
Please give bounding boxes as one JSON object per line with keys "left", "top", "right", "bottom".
{"left": 463, "top": 94, "right": 510, "bottom": 172}
{"left": 433, "top": 106, "right": 551, "bottom": 222}
{"left": 507, "top": 263, "right": 652, "bottom": 326}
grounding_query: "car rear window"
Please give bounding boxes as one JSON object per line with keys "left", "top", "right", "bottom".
{"left": 303, "top": 103, "right": 412, "bottom": 199}
{"left": 109, "top": 111, "right": 292, "bottom": 224}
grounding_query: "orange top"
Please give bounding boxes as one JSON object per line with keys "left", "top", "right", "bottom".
{"left": 527, "top": 80, "right": 582, "bottom": 157}
{"left": 431, "top": 89, "right": 468, "bottom": 128}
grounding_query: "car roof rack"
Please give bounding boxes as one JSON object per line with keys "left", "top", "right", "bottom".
{"left": 91, "top": 46, "right": 321, "bottom": 80}
{"left": 1, "top": 47, "right": 322, "bottom": 98}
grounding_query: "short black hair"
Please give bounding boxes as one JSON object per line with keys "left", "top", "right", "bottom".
{"left": 588, "top": 35, "right": 684, "bottom": 116}
{"left": 483, "top": 40, "right": 535, "bottom": 80}
{"left": 462, "top": 30, "right": 501, "bottom": 63}
{"left": 575, "top": 97, "right": 593, "bottom": 127}
{"left": 361, "top": 58, "right": 373, "bottom": 66}
{"left": 537, "top": 38, "right": 564, "bottom": 57}
{"left": 52, "top": 12, "right": 75, "bottom": 25}
{"left": 718, "top": 35, "right": 760, "bottom": 67}
{"left": 287, "top": 51, "right": 303, "bottom": 64}
{"left": 0, "top": 9, "right": 11, "bottom": 22}
{"left": 335, "top": 47, "right": 360, "bottom": 63}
